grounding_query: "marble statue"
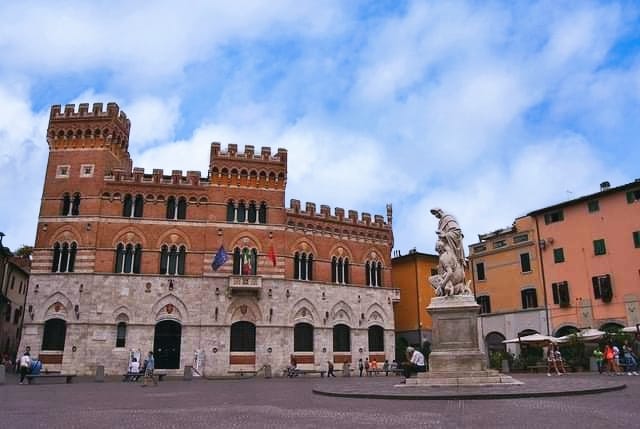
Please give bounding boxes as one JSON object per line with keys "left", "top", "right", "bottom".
{"left": 429, "top": 208, "right": 471, "bottom": 296}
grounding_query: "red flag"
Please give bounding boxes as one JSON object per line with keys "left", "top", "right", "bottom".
{"left": 268, "top": 245, "right": 277, "bottom": 266}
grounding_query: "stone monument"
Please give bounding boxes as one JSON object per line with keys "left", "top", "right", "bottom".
{"left": 405, "top": 208, "right": 520, "bottom": 386}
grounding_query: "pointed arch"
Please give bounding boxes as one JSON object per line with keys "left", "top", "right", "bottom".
{"left": 48, "top": 225, "right": 82, "bottom": 247}
{"left": 364, "top": 302, "right": 389, "bottom": 325}
{"left": 40, "top": 291, "right": 74, "bottom": 321}
{"left": 226, "top": 298, "right": 263, "bottom": 324}
{"left": 289, "top": 238, "right": 319, "bottom": 256}
{"left": 112, "top": 225, "right": 148, "bottom": 248}
{"left": 289, "top": 298, "right": 321, "bottom": 325}
{"left": 327, "top": 242, "right": 354, "bottom": 260}
{"left": 228, "top": 231, "right": 264, "bottom": 252}
{"left": 155, "top": 227, "right": 192, "bottom": 249}
{"left": 112, "top": 305, "right": 131, "bottom": 322}
{"left": 152, "top": 294, "right": 188, "bottom": 322}
{"left": 330, "top": 300, "right": 355, "bottom": 325}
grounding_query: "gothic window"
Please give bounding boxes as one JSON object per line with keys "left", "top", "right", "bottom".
{"left": 42, "top": 319, "right": 67, "bottom": 351}
{"left": 166, "top": 197, "right": 176, "bottom": 219}
{"left": 133, "top": 194, "right": 144, "bottom": 217}
{"left": 115, "top": 243, "right": 142, "bottom": 274}
{"left": 365, "top": 260, "right": 383, "bottom": 287}
{"left": 116, "top": 322, "right": 127, "bottom": 348}
{"left": 226, "top": 200, "right": 235, "bottom": 222}
{"left": 259, "top": 202, "right": 267, "bottom": 224}
{"left": 122, "top": 194, "right": 133, "bottom": 217}
{"left": 177, "top": 197, "right": 187, "bottom": 220}
{"left": 294, "top": 323, "right": 314, "bottom": 352}
{"left": 71, "top": 193, "right": 81, "bottom": 216}
{"left": 160, "top": 245, "right": 186, "bottom": 275}
{"left": 237, "top": 201, "right": 246, "bottom": 222}
{"left": 230, "top": 321, "right": 256, "bottom": 352}
{"left": 248, "top": 201, "right": 257, "bottom": 223}
{"left": 166, "top": 197, "right": 187, "bottom": 220}
{"left": 51, "top": 242, "right": 77, "bottom": 273}
{"left": 233, "top": 247, "right": 257, "bottom": 275}
{"left": 332, "top": 256, "right": 349, "bottom": 284}
{"left": 61, "top": 193, "right": 71, "bottom": 216}
{"left": 333, "top": 324, "right": 351, "bottom": 352}
{"left": 294, "top": 252, "right": 314, "bottom": 281}
{"left": 368, "top": 325, "right": 384, "bottom": 352}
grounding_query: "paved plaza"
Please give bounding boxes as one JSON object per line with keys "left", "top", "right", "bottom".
{"left": 1, "top": 373, "right": 639, "bottom": 428}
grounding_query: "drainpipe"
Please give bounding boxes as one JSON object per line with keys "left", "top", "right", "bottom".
{"left": 534, "top": 216, "right": 551, "bottom": 335}
{"left": 414, "top": 254, "right": 422, "bottom": 347}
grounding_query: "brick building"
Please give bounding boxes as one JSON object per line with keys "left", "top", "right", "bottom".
{"left": 19, "top": 102, "right": 398, "bottom": 376}
{"left": 0, "top": 240, "right": 30, "bottom": 362}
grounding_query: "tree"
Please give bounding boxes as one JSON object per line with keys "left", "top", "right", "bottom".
{"left": 14, "top": 245, "right": 33, "bottom": 259}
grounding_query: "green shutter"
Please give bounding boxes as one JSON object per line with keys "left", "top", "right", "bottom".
{"left": 634, "top": 231, "right": 640, "bottom": 248}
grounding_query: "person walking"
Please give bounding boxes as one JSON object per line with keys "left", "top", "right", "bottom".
{"left": 546, "top": 344, "right": 559, "bottom": 376}
{"left": 623, "top": 341, "right": 638, "bottom": 375}
{"left": 358, "top": 358, "right": 364, "bottom": 377}
{"left": 327, "top": 360, "right": 336, "bottom": 378}
{"left": 593, "top": 347, "right": 604, "bottom": 374}
{"left": 18, "top": 350, "right": 31, "bottom": 385}
{"left": 364, "top": 358, "right": 371, "bottom": 376}
{"left": 142, "top": 351, "right": 157, "bottom": 387}
{"left": 383, "top": 360, "right": 390, "bottom": 376}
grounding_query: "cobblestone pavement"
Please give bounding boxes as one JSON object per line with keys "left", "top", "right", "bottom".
{"left": 1, "top": 373, "right": 639, "bottom": 429}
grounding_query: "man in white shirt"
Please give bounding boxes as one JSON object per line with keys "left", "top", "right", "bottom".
{"left": 403, "top": 346, "right": 427, "bottom": 379}
{"left": 18, "top": 350, "right": 32, "bottom": 385}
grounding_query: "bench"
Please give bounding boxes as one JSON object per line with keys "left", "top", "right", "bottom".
{"left": 527, "top": 362, "right": 548, "bottom": 373}
{"left": 368, "top": 368, "right": 403, "bottom": 376}
{"left": 228, "top": 370, "right": 258, "bottom": 377}
{"left": 282, "top": 368, "right": 327, "bottom": 378}
{"left": 26, "top": 374, "right": 76, "bottom": 384}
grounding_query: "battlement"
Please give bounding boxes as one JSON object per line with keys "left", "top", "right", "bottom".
{"left": 47, "top": 102, "right": 131, "bottom": 155}
{"left": 287, "top": 199, "right": 391, "bottom": 229}
{"left": 210, "top": 142, "right": 287, "bottom": 162}
{"left": 49, "top": 102, "right": 131, "bottom": 132}
{"left": 105, "top": 167, "right": 207, "bottom": 187}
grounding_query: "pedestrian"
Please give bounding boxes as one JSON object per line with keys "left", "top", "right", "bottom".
{"left": 554, "top": 346, "right": 567, "bottom": 375}
{"left": 287, "top": 354, "right": 297, "bottom": 378}
{"left": 358, "top": 358, "right": 364, "bottom": 377}
{"left": 327, "top": 360, "right": 336, "bottom": 378}
{"left": 604, "top": 343, "right": 618, "bottom": 375}
{"left": 364, "top": 357, "right": 370, "bottom": 376}
{"left": 142, "top": 351, "right": 157, "bottom": 387}
{"left": 371, "top": 358, "right": 378, "bottom": 375}
{"left": 593, "top": 347, "right": 604, "bottom": 374}
{"left": 18, "top": 349, "right": 31, "bottom": 385}
{"left": 401, "top": 347, "right": 426, "bottom": 382}
{"left": 383, "top": 359, "right": 390, "bottom": 376}
{"left": 612, "top": 343, "right": 622, "bottom": 375}
{"left": 128, "top": 357, "right": 140, "bottom": 382}
{"left": 546, "top": 344, "right": 559, "bottom": 376}
{"left": 622, "top": 340, "right": 638, "bottom": 375}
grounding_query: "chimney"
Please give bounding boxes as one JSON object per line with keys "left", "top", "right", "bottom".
{"left": 600, "top": 181, "right": 611, "bottom": 191}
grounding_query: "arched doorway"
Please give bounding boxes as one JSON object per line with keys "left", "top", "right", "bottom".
{"left": 485, "top": 332, "right": 506, "bottom": 355}
{"left": 153, "top": 320, "right": 182, "bottom": 369}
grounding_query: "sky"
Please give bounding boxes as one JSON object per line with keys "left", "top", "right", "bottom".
{"left": 1, "top": 1, "right": 639, "bottom": 255}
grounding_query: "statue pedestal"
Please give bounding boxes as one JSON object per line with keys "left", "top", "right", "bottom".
{"left": 405, "top": 295, "right": 521, "bottom": 386}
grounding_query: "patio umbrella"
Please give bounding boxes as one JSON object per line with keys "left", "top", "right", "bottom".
{"left": 502, "top": 333, "right": 561, "bottom": 345}
{"left": 558, "top": 328, "right": 605, "bottom": 342}
{"left": 622, "top": 325, "right": 640, "bottom": 333}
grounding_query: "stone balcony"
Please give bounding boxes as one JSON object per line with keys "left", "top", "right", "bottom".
{"left": 228, "top": 275, "right": 262, "bottom": 294}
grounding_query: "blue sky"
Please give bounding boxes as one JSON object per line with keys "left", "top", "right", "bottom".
{"left": 1, "top": 1, "right": 639, "bottom": 255}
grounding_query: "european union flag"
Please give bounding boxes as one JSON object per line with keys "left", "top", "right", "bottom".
{"left": 212, "top": 245, "right": 228, "bottom": 271}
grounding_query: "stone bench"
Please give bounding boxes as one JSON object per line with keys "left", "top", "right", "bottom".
{"left": 228, "top": 370, "right": 258, "bottom": 377}
{"left": 26, "top": 374, "right": 76, "bottom": 384}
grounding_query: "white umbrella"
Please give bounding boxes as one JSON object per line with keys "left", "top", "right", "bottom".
{"left": 622, "top": 325, "right": 640, "bottom": 333}
{"left": 558, "top": 328, "right": 606, "bottom": 342}
{"left": 502, "top": 333, "right": 561, "bottom": 345}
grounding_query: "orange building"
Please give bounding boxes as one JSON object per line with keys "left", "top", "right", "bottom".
{"left": 391, "top": 250, "right": 439, "bottom": 352}
{"left": 529, "top": 180, "right": 640, "bottom": 335}
{"left": 468, "top": 216, "right": 548, "bottom": 354}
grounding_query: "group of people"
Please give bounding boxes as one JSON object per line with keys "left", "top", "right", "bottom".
{"left": 126, "top": 351, "right": 158, "bottom": 386}
{"left": 546, "top": 344, "right": 568, "bottom": 376}
{"left": 356, "top": 357, "right": 398, "bottom": 376}
{"left": 594, "top": 341, "right": 639, "bottom": 376}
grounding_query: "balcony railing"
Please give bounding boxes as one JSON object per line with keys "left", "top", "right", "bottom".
{"left": 228, "top": 275, "right": 262, "bottom": 292}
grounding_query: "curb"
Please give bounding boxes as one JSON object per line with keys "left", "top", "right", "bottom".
{"left": 312, "top": 383, "right": 626, "bottom": 400}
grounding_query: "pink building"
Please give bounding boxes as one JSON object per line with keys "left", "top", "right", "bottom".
{"left": 529, "top": 180, "right": 640, "bottom": 336}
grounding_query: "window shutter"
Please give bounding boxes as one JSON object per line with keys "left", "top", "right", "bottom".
{"left": 592, "top": 276, "right": 601, "bottom": 299}
{"left": 628, "top": 191, "right": 635, "bottom": 203}
{"left": 552, "top": 283, "right": 559, "bottom": 305}
{"left": 521, "top": 290, "right": 527, "bottom": 309}
{"left": 559, "top": 282, "right": 570, "bottom": 307}
{"left": 601, "top": 275, "right": 613, "bottom": 303}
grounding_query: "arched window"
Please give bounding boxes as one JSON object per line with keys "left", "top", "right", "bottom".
{"left": 294, "top": 252, "right": 314, "bottom": 281}
{"left": 294, "top": 323, "right": 314, "bottom": 352}
{"left": 333, "top": 324, "right": 351, "bottom": 352}
{"left": 248, "top": 201, "right": 257, "bottom": 223}
{"left": 333, "top": 257, "right": 349, "bottom": 284}
{"left": 237, "top": 201, "right": 246, "bottom": 222}
{"left": 122, "top": 194, "right": 133, "bottom": 217}
{"left": 160, "top": 245, "right": 168, "bottom": 273}
{"left": 485, "top": 332, "right": 506, "bottom": 354}
{"left": 115, "top": 243, "right": 142, "bottom": 274}
{"left": 71, "top": 192, "right": 81, "bottom": 216}
{"left": 177, "top": 197, "right": 187, "bottom": 220}
{"left": 177, "top": 245, "right": 186, "bottom": 274}
{"left": 166, "top": 196, "right": 176, "bottom": 219}
{"left": 61, "top": 193, "right": 71, "bottom": 216}
{"left": 42, "top": 319, "right": 67, "bottom": 351}
{"left": 133, "top": 194, "right": 144, "bottom": 217}
{"left": 51, "top": 242, "right": 77, "bottom": 273}
{"left": 226, "top": 200, "right": 235, "bottom": 222}
{"left": 368, "top": 325, "right": 384, "bottom": 352}
{"left": 365, "top": 261, "right": 382, "bottom": 286}
{"left": 233, "top": 247, "right": 258, "bottom": 275}
{"left": 230, "top": 321, "right": 256, "bottom": 352}
{"left": 160, "top": 245, "right": 186, "bottom": 275}
{"left": 258, "top": 202, "right": 267, "bottom": 224}
{"left": 116, "top": 322, "right": 127, "bottom": 348}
